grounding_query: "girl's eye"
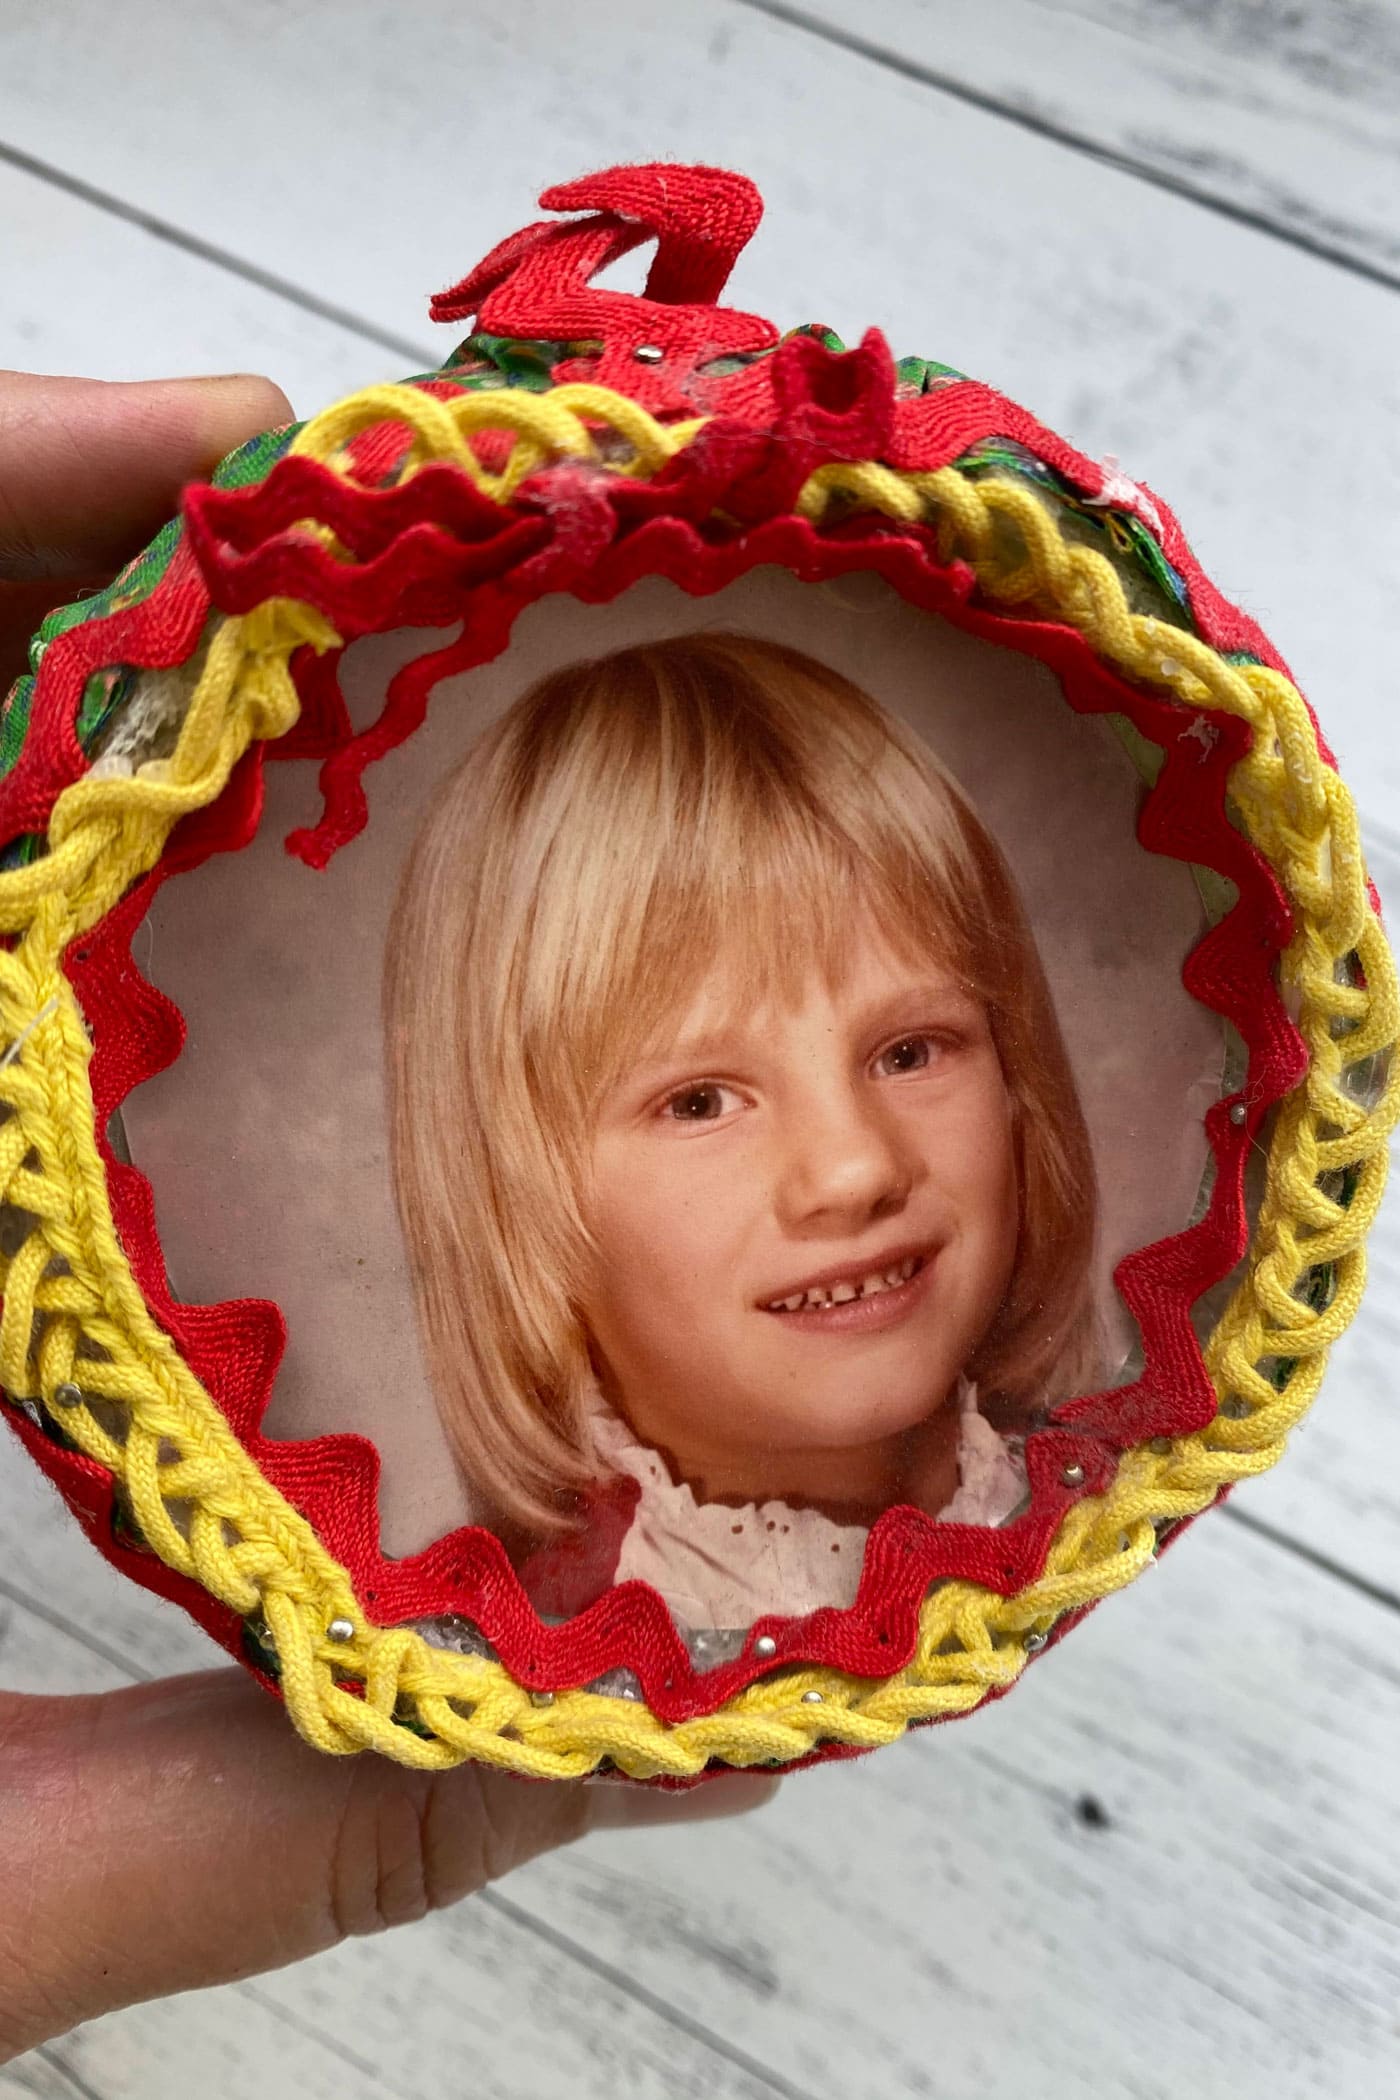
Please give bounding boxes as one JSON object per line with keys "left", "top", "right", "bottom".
{"left": 661, "top": 1081, "right": 738, "bottom": 1123}
{"left": 876, "top": 1033, "right": 947, "bottom": 1076}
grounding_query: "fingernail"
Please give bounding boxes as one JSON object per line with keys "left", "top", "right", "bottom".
{"left": 586, "top": 1771, "right": 781, "bottom": 1828}
{"left": 124, "top": 373, "right": 295, "bottom": 449}
{"left": 156, "top": 373, "right": 281, "bottom": 392}
{"left": 162, "top": 372, "right": 294, "bottom": 420}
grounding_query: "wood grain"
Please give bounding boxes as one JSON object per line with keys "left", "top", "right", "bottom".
{"left": 0, "top": 158, "right": 406, "bottom": 410}
{"left": 741, "top": 0, "right": 1400, "bottom": 285}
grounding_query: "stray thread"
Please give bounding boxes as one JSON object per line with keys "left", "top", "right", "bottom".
{"left": 0, "top": 996, "right": 60, "bottom": 1071}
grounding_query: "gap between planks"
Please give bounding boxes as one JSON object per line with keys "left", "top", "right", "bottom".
{"left": 0, "top": 137, "right": 436, "bottom": 369}
{"left": 729, "top": 0, "right": 1400, "bottom": 295}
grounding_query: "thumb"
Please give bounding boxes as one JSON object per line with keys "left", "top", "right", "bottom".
{"left": 0, "top": 369, "right": 293, "bottom": 583}
{"left": 0, "top": 1669, "right": 774, "bottom": 2060}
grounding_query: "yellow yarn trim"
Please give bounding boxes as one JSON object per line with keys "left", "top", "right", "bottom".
{"left": 1, "top": 384, "right": 1393, "bottom": 1780}
{"left": 289, "top": 379, "right": 707, "bottom": 503}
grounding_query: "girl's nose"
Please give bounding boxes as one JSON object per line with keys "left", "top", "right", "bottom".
{"left": 773, "top": 1086, "right": 914, "bottom": 1229}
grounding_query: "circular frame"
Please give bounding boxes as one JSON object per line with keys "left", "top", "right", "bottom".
{"left": 0, "top": 347, "right": 1393, "bottom": 1780}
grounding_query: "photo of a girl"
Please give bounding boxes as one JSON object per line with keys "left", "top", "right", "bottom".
{"left": 384, "top": 632, "right": 1102, "bottom": 1632}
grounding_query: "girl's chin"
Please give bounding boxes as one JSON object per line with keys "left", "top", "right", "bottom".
{"left": 754, "top": 1332, "right": 960, "bottom": 1409}
{"left": 672, "top": 1391, "right": 956, "bottom": 1513}
{"left": 750, "top": 1387, "right": 958, "bottom": 1455}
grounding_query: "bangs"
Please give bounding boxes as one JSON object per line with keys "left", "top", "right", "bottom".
{"left": 501, "top": 633, "right": 985, "bottom": 1121}
{"left": 579, "top": 830, "right": 961, "bottom": 1111}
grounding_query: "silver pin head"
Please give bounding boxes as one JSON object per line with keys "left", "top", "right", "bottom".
{"left": 1023, "top": 1630, "right": 1049, "bottom": 1653}
{"left": 754, "top": 1634, "right": 777, "bottom": 1658}
{"left": 1228, "top": 1101, "right": 1248, "bottom": 1126}
{"left": 51, "top": 1381, "right": 84, "bottom": 1408}
{"left": 1060, "top": 1462, "right": 1086, "bottom": 1489}
{"left": 633, "top": 343, "right": 665, "bottom": 365}
{"left": 801, "top": 1689, "right": 824, "bottom": 1704}
{"left": 326, "top": 1616, "right": 356, "bottom": 1643}
{"left": 529, "top": 1689, "right": 556, "bottom": 1707}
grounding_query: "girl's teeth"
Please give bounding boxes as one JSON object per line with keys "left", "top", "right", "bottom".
{"left": 769, "top": 1254, "right": 920, "bottom": 1312}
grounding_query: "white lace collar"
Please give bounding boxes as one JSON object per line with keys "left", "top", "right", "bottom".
{"left": 582, "top": 1374, "right": 1028, "bottom": 1632}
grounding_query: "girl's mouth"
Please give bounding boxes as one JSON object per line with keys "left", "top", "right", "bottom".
{"left": 760, "top": 1252, "right": 935, "bottom": 1335}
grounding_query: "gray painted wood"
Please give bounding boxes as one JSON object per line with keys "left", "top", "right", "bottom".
{"left": 0, "top": 157, "right": 404, "bottom": 410}
{"left": 751, "top": 0, "right": 1400, "bottom": 284}
{"left": 0, "top": 3, "right": 1397, "bottom": 2091}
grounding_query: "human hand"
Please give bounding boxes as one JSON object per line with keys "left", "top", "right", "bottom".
{"left": 0, "top": 1666, "right": 772, "bottom": 2061}
{"left": 0, "top": 367, "right": 301, "bottom": 687}
{"left": 0, "top": 369, "right": 776, "bottom": 2061}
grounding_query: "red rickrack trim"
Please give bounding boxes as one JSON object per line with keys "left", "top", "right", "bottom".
{"left": 429, "top": 165, "right": 776, "bottom": 417}
{"left": 0, "top": 336, "right": 1307, "bottom": 1731}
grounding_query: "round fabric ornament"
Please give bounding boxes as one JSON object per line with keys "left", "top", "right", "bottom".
{"left": 1, "top": 163, "right": 1393, "bottom": 1784}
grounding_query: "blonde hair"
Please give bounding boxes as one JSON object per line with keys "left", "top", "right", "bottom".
{"left": 383, "top": 632, "right": 1099, "bottom": 1536}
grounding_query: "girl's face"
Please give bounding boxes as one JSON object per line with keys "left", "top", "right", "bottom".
{"left": 582, "top": 910, "right": 1019, "bottom": 1510}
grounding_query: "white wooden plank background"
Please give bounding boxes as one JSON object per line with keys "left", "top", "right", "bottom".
{"left": 747, "top": 0, "right": 1400, "bottom": 286}
{"left": 1, "top": 4, "right": 1397, "bottom": 2094}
